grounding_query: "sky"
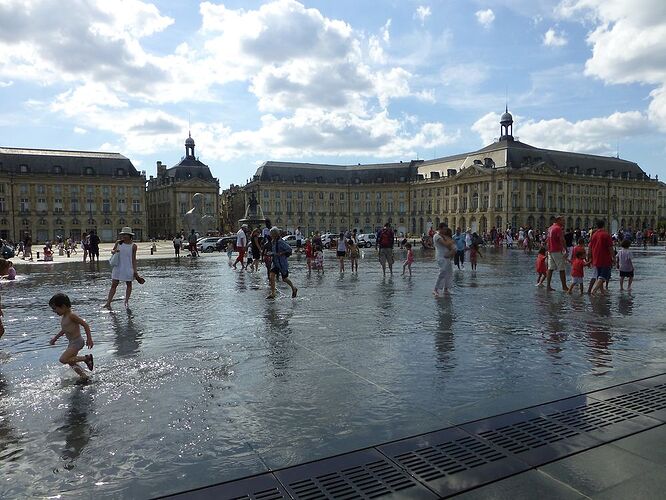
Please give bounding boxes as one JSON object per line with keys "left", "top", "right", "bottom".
{"left": 1, "top": 0, "right": 666, "bottom": 188}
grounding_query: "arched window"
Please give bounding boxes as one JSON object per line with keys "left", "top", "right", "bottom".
{"left": 116, "top": 168, "right": 125, "bottom": 176}
{"left": 84, "top": 167, "right": 94, "bottom": 175}
{"left": 52, "top": 165, "right": 63, "bottom": 174}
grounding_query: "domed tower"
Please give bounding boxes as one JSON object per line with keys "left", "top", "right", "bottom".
{"left": 499, "top": 106, "right": 514, "bottom": 141}
{"left": 185, "top": 131, "right": 195, "bottom": 159}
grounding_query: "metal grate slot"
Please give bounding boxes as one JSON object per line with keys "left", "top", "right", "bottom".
{"left": 599, "top": 385, "right": 666, "bottom": 420}
{"left": 546, "top": 399, "right": 643, "bottom": 431}
{"left": 275, "top": 448, "right": 436, "bottom": 499}
{"left": 477, "top": 416, "right": 580, "bottom": 454}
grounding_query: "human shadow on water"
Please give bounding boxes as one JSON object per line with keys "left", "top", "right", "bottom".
{"left": 0, "top": 372, "right": 22, "bottom": 462}
{"left": 58, "top": 385, "right": 95, "bottom": 465}
{"left": 111, "top": 309, "right": 143, "bottom": 358}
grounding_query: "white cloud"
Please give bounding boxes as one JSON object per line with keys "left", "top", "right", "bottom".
{"left": 475, "top": 9, "right": 495, "bottom": 28}
{"left": 472, "top": 111, "right": 650, "bottom": 154}
{"left": 415, "top": 6, "right": 431, "bottom": 25}
{"left": 556, "top": 0, "right": 666, "bottom": 130}
{"left": 0, "top": 80, "right": 13, "bottom": 88}
{"left": 543, "top": 28, "right": 568, "bottom": 46}
{"left": 73, "top": 127, "right": 87, "bottom": 134}
{"left": 0, "top": 0, "right": 452, "bottom": 168}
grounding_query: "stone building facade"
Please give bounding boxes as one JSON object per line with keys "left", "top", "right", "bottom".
{"left": 244, "top": 111, "right": 663, "bottom": 236}
{"left": 146, "top": 134, "right": 220, "bottom": 238}
{"left": 0, "top": 147, "right": 147, "bottom": 242}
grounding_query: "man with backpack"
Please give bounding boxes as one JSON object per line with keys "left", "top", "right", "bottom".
{"left": 377, "top": 222, "right": 395, "bottom": 276}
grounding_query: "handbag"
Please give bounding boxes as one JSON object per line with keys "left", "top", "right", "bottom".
{"left": 109, "top": 251, "right": 120, "bottom": 267}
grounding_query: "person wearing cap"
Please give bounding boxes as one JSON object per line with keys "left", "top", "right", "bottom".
{"left": 103, "top": 227, "right": 144, "bottom": 309}
{"left": 546, "top": 216, "right": 568, "bottom": 291}
{"left": 233, "top": 224, "right": 248, "bottom": 270}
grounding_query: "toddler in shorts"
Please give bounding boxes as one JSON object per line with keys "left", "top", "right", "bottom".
{"left": 49, "top": 293, "right": 94, "bottom": 379}
{"left": 616, "top": 238, "right": 634, "bottom": 290}
{"left": 567, "top": 248, "right": 586, "bottom": 295}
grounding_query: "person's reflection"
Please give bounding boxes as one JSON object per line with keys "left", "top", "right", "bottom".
{"left": 434, "top": 296, "right": 456, "bottom": 371}
{"left": 0, "top": 372, "right": 21, "bottom": 462}
{"left": 618, "top": 292, "right": 634, "bottom": 317}
{"left": 535, "top": 290, "right": 568, "bottom": 363}
{"left": 111, "top": 310, "right": 143, "bottom": 357}
{"left": 586, "top": 296, "right": 613, "bottom": 374}
{"left": 376, "top": 278, "right": 395, "bottom": 321}
{"left": 263, "top": 301, "right": 295, "bottom": 375}
{"left": 235, "top": 271, "right": 247, "bottom": 292}
{"left": 59, "top": 386, "right": 94, "bottom": 463}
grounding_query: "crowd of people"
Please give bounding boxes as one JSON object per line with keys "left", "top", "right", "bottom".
{"left": 0, "top": 216, "right": 661, "bottom": 382}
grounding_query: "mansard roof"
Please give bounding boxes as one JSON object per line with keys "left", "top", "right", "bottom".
{"left": 164, "top": 156, "right": 215, "bottom": 181}
{"left": 422, "top": 138, "right": 648, "bottom": 178}
{"left": 254, "top": 160, "right": 421, "bottom": 184}
{"left": 0, "top": 147, "right": 141, "bottom": 176}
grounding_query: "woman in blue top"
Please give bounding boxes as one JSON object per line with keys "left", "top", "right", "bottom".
{"left": 267, "top": 227, "right": 298, "bottom": 299}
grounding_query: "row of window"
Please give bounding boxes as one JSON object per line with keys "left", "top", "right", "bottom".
{"left": 262, "top": 190, "right": 408, "bottom": 201}
{"left": 14, "top": 165, "right": 130, "bottom": 176}
{"left": 9, "top": 198, "right": 141, "bottom": 213}
{"left": 5, "top": 184, "right": 142, "bottom": 196}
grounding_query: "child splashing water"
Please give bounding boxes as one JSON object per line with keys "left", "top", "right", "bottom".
{"left": 567, "top": 248, "right": 586, "bottom": 295}
{"left": 49, "top": 293, "right": 94, "bottom": 380}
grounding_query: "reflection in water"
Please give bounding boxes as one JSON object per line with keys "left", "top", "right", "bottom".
{"left": 434, "top": 297, "right": 456, "bottom": 370}
{"left": 618, "top": 293, "right": 634, "bottom": 317}
{"left": 235, "top": 271, "right": 247, "bottom": 292}
{"left": 586, "top": 297, "right": 613, "bottom": 374}
{"left": 112, "top": 310, "right": 143, "bottom": 357}
{"left": 263, "top": 301, "right": 295, "bottom": 375}
{"left": 59, "top": 386, "right": 95, "bottom": 464}
{"left": 0, "top": 372, "right": 21, "bottom": 462}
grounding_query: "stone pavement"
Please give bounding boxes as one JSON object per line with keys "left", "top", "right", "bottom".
{"left": 454, "top": 424, "right": 666, "bottom": 499}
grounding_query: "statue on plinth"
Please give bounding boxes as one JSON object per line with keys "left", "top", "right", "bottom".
{"left": 183, "top": 193, "right": 215, "bottom": 236}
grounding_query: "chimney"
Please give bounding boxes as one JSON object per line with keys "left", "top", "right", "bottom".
{"left": 157, "top": 161, "right": 166, "bottom": 177}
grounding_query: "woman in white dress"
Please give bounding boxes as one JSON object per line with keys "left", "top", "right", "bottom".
{"left": 104, "top": 227, "right": 141, "bottom": 309}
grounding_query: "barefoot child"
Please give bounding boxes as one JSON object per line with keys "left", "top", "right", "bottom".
{"left": 304, "top": 239, "right": 314, "bottom": 273}
{"left": 348, "top": 238, "right": 359, "bottom": 273}
{"left": 567, "top": 248, "right": 586, "bottom": 295}
{"left": 616, "top": 238, "right": 634, "bottom": 290}
{"left": 49, "top": 293, "right": 93, "bottom": 379}
{"left": 535, "top": 247, "right": 547, "bottom": 286}
{"left": 469, "top": 236, "right": 482, "bottom": 271}
{"left": 402, "top": 242, "right": 414, "bottom": 276}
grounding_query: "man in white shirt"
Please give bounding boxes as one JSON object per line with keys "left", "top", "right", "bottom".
{"left": 233, "top": 224, "right": 248, "bottom": 270}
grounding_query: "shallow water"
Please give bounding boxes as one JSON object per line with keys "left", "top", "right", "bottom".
{"left": 1, "top": 247, "right": 665, "bottom": 498}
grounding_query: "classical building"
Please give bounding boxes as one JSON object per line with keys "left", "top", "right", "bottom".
{"left": 0, "top": 147, "right": 147, "bottom": 242}
{"left": 220, "top": 184, "right": 247, "bottom": 233}
{"left": 146, "top": 133, "right": 220, "bottom": 237}
{"left": 245, "top": 161, "right": 420, "bottom": 235}
{"left": 243, "top": 111, "right": 663, "bottom": 236}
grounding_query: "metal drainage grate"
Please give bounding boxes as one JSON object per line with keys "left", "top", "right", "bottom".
{"left": 476, "top": 416, "right": 581, "bottom": 454}
{"left": 275, "top": 449, "right": 435, "bottom": 499}
{"left": 392, "top": 434, "right": 507, "bottom": 482}
{"left": 544, "top": 399, "right": 644, "bottom": 432}
{"left": 159, "top": 473, "right": 289, "bottom": 500}
{"left": 602, "top": 386, "right": 666, "bottom": 416}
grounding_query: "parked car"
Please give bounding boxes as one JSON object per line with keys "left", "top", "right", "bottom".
{"left": 197, "top": 237, "right": 222, "bottom": 253}
{"left": 357, "top": 233, "right": 377, "bottom": 248}
{"left": 282, "top": 234, "right": 298, "bottom": 247}
{"left": 320, "top": 233, "right": 334, "bottom": 249}
{"left": 216, "top": 236, "right": 237, "bottom": 252}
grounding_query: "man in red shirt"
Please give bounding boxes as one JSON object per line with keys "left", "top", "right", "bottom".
{"left": 589, "top": 219, "right": 614, "bottom": 295}
{"left": 546, "top": 215, "right": 567, "bottom": 291}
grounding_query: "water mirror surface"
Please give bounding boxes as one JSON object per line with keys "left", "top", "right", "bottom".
{"left": 1, "top": 247, "right": 665, "bottom": 498}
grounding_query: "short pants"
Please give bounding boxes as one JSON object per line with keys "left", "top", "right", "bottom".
{"left": 379, "top": 247, "right": 394, "bottom": 266}
{"left": 68, "top": 336, "right": 85, "bottom": 351}
{"left": 337, "top": 251, "right": 346, "bottom": 257}
{"left": 571, "top": 276, "right": 584, "bottom": 285}
{"left": 619, "top": 270, "right": 634, "bottom": 278}
{"left": 596, "top": 266, "right": 611, "bottom": 281}
{"left": 547, "top": 252, "right": 566, "bottom": 271}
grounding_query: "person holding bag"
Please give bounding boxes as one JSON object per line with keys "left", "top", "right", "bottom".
{"left": 103, "top": 227, "right": 144, "bottom": 309}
